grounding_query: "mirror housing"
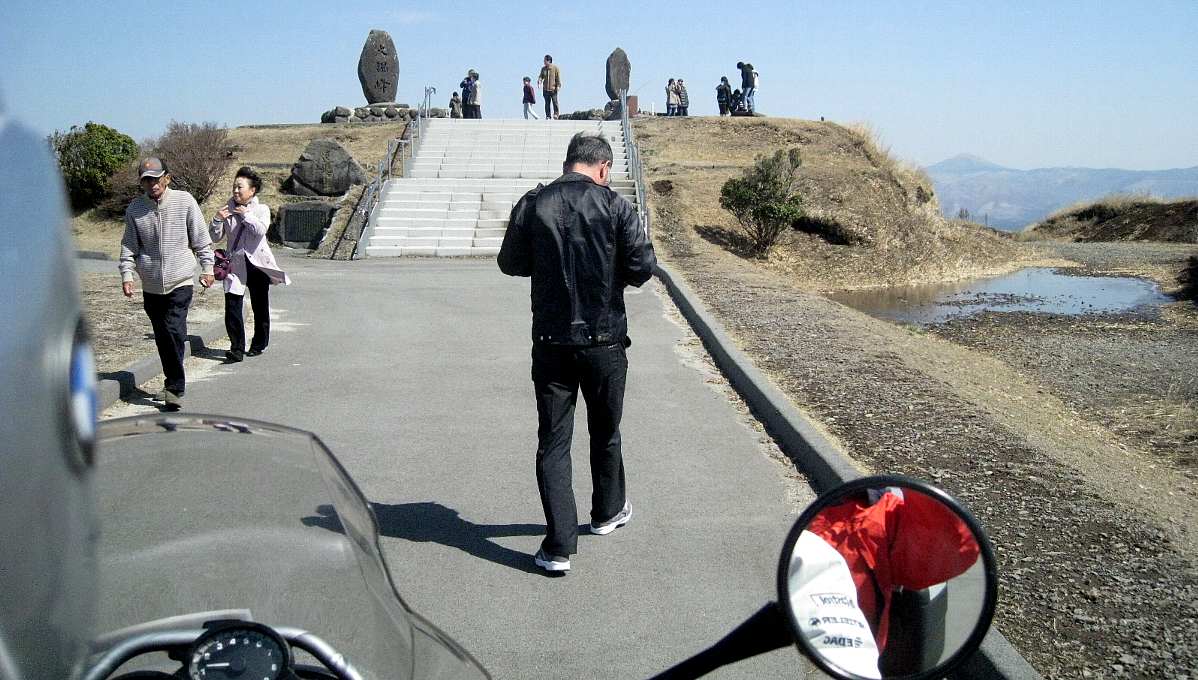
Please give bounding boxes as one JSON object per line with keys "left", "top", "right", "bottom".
{"left": 777, "top": 476, "right": 998, "bottom": 680}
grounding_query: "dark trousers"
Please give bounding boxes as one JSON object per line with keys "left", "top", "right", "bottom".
{"left": 532, "top": 342, "right": 628, "bottom": 556}
{"left": 543, "top": 90, "right": 559, "bottom": 119}
{"left": 225, "top": 260, "right": 271, "bottom": 357}
{"left": 143, "top": 286, "right": 193, "bottom": 396}
{"left": 464, "top": 104, "right": 481, "bottom": 119}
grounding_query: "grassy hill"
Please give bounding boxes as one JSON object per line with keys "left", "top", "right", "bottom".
{"left": 634, "top": 117, "right": 1038, "bottom": 290}
{"left": 1027, "top": 196, "right": 1198, "bottom": 243}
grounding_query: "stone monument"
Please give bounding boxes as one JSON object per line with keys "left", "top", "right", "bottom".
{"left": 282, "top": 140, "right": 367, "bottom": 197}
{"left": 605, "top": 48, "right": 631, "bottom": 100}
{"left": 357, "top": 30, "right": 398, "bottom": 104}
{"left": 604, "top": 48, "right": 632, "bottom": 119}
{"left": 319, "top": 29, "right": 448, "bottom": 124}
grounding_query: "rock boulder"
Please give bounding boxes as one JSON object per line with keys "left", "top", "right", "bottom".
{"left": 283, "top": 139, "right": 366, "bottom": 196}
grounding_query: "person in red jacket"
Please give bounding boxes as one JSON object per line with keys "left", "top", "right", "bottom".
{"left": 806, "top": 487, "right": 980, "bottom": 653}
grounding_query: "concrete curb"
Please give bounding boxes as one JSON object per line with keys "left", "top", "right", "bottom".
{"left": 651, "top": 261, "right": 1044, "bottom": 680}
{"left": 97, "top": 321, "right": 226, "bottom": 411}
{"left": 652, "top": 262, "right": 860, "bottom": 490}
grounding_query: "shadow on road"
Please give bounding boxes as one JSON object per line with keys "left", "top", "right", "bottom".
{"left": 303, "top": 502, "right": 573, "bottom": 575}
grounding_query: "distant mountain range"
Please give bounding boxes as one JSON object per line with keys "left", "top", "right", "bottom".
{"left": 924, "top": 154, "right": 1198, "bottom": 230}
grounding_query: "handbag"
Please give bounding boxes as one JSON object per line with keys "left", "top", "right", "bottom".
{"left": 213, "top": 248, "right": 231, "bottom": 281}
{"left": 213, "top": 217, "right": 246, "bottom": 281}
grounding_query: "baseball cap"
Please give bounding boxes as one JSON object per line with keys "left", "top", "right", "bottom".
{"left": 138, "top": 157, "right": 167, "bottom": 179}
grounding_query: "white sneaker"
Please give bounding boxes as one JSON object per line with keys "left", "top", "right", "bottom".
{"left": 590, "top": 501, "right": 631, "bottom": 535}
{"left": 534, "top": 549, "right": 571, "bottom": 572}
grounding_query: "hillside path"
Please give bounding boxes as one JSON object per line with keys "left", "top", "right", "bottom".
{"left": 102, "top": 255, "right": 812, "bottom": 679}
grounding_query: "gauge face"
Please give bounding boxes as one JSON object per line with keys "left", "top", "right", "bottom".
{"left": 188, "top": 623, "right": 290, "bottom": 680}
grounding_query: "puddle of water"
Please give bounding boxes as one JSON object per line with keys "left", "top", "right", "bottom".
{"left": 830, "top": 268, "right": 1173, "bottom": 325}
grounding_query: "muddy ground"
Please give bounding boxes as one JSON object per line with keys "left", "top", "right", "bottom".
{"left": 652, "top": 204, "right": 1198, "bottom": 679}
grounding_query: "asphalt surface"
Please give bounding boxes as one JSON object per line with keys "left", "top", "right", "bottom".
{"left": 101, "top": 255, "right": 816, "bottom": 679}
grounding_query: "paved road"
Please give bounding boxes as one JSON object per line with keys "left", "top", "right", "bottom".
{"left": 102, "top": 255, "right": 817, "bottom": 679}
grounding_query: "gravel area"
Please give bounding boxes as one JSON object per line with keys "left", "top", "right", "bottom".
{"left": 79, "top": 272, "right": 224, "bottom": 375}
{"left": 653, "top": 210, "right": 1198, "bottom": 679}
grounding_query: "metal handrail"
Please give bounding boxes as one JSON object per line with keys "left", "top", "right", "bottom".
{"left": 617, "top": 88, "right": 651, "bottom": 237}
{"left": 349, "top": 131, "right": 406, "bottom": 260}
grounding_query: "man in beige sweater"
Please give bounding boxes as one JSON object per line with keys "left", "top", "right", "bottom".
{"left": 119, "top": 157, "right": 214, "bottom": 409}
{"left": 537, "top": 54, "right": 562, "bottom": 119}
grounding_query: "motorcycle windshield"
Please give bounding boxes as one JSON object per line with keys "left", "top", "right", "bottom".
{"left": 94, "top": 414, "right": 418, "bottom": 678}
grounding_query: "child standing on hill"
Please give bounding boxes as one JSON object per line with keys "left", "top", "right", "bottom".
{"left": 716, "top": 77, "right": 732, "bottom": 116}
{"left": 522, "top": 76, "right": 539, "bottom": 119}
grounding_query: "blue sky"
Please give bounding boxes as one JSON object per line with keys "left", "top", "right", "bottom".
{"left": 1, "top": 1, "right": 1194, "bottom": 170}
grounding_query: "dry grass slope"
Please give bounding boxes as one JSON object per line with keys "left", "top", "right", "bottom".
{"left": 1028, "top": 196, "right": 1198, "bottom": 243}
{"left": 634, "top": 116, "right": 1040, "bottom": 290}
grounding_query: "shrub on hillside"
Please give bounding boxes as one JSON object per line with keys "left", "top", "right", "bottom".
{"left": 719, "top": 148, "right": 805, "bottom": 255}
{"left": 49, "top": 122, "right": 140, "bottom": 210}
{"left": 149, "top": 121, "right": 234, "bottom": 204}
{"left": 96, "top": 159, "right": 146, "bottom": 219}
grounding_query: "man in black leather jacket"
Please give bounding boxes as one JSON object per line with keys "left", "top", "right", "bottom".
{"left": 498, "top": 132, "right": 657, "bottom": 573}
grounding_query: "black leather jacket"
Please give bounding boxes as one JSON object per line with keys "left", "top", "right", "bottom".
{"left": 498, "top": 173, "right": 657, "bottom": 345}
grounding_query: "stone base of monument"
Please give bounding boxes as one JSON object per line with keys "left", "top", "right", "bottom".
{"left": 321, "top": 103, "right": 449, "bottom": 124}
{"left": 277, "top": 201, "right": 339, "bottom": 249}
{"left": 560, "top": 109, "right": 606, "bottom": 121}
{"left": 602, "top": 96, "right": 639, "bottom": 120}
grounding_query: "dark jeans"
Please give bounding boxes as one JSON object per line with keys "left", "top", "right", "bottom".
{"left": 543, "top": 90, "right": 559, "bottom": 119}
{"left": 143, "top": 286, "right": 193, "bottom": 396}
{"left": 464, "top": 104, "right": 481, "bottom": 119}
{"left": 532, "top": 342, "right": 628, "bottom": 556}
{"left": 225, "top": 260, "right": 271, "bottom": 357}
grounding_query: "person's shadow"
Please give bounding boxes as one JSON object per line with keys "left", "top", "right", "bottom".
{"left": 302, "top": 502, "right": 585, "bottom": 576}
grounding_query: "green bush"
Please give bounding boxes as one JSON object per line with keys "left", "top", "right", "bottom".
{"left": 49, "top": 122, "right": 140, "bottom": 210}
{"left": 719, "top": 148, "right": 805, "bottom": 256}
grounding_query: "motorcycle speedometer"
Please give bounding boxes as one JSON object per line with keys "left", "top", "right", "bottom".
{"left": 188, "top": 621, "right": 292, "bottom": 680}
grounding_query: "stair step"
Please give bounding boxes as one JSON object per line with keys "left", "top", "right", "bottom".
{"left": 368, "top": 118, "right": 640, "bottom": 257}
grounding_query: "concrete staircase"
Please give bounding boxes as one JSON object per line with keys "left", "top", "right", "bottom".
{"left": 363, "top": 118, "right": 637, "bottom": 257}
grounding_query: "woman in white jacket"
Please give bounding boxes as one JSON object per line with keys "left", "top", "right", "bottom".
{"left": 210, "top": 166, "right": 290, "bottom": 362}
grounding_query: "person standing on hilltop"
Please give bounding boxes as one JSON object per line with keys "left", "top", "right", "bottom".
{"left": 738, "top": 61, "right": 756, "bottom": 113}
{"left": 716, "top": 76, "right": 733, "bottom": 116}
{"left": 497, "top": 132, "right": 657, "bottom": 573}
{"left": 538, "top": 55, "right": 562, "bottom": 119}
{"left": 119, "top": 157, "right": 214, "bottom": 410}
{"left": 460, "top": 69, "right": 481, "bottom": 119}
{"left": 665, "top": 78, "right": 678, "bottom": 116}
{"left": 750, "top": 66, "right": 760, "bottom": 112}
{"left": 677, "top": 78, "right": 690, "bottom": 116}
{"left": 522, "top": 76, "right": 539, "bottom": 119}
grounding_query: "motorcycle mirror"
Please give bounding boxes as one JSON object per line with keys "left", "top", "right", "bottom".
{"left": 776, "top": 476, "right": 998, "bottom": 680}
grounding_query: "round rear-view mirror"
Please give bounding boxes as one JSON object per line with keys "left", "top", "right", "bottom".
{"left": 777, "top": 476, "right": 998, "bottom": 680}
